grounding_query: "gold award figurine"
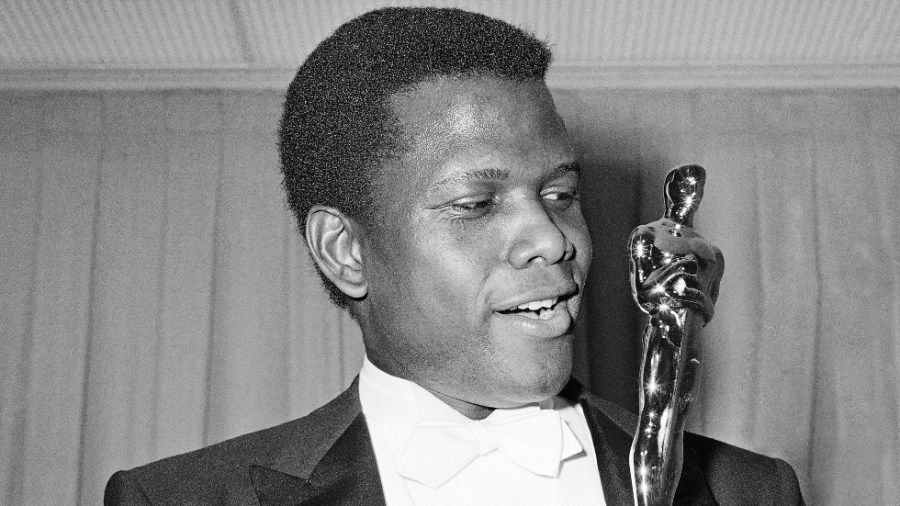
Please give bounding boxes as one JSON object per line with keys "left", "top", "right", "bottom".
{"left": 628, "top": 165, "right": 724, "bottom": 506}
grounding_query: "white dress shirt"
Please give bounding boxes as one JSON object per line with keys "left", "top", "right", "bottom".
{"left": 358, "top": 357, "right": 606, "bottom": 506}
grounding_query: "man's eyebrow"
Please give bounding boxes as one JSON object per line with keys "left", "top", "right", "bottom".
{"left": 428, "top": 168, "right": 510, "bottom": 192}
{"left": 548, "top": 161, "right": 581, "bottom": 179}
{"left": 427, "top": 162, "right": 580, "bottom": 193}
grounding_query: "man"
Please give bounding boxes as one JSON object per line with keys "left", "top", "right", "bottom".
{"left": 106, "top": 7, "right": 803, "bottom": 505}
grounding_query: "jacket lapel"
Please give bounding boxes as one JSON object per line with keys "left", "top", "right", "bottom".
{"left": 251, "top": 413, "right": 386, "bottom": 506}
{"left": 250, "top": 380, "right": 387, "bottom": 506}
{"left": 672, "top": 442, "right": 718, "bottom": 506}
{"left": 563, "top": 380, "right": 717, "bottom": 506}
{"left": 249, "top": 465, "right": 307, "bottom": 505}
{"left": 563, "top": 381, "right": 636, "bottom": 505}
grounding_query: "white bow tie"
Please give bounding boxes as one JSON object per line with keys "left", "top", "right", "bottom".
{"left": 396, "top": 409, "right": 584, "bottom": 489}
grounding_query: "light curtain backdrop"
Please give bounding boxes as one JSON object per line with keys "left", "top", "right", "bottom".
{"left": 1, "top": 88, "right": 898, "bottom": 506}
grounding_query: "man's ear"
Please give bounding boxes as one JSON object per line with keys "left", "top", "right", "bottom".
{"left": 305, "top": 205, "right": 367, "bottom": 299}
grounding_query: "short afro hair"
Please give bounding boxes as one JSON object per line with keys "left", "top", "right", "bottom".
{"left": 279, "top": 7, "right": 553, "bottom": 309}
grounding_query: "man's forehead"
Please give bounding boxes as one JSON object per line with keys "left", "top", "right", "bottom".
{"left": 446, "top": 99, "right": 481, "bottom": 137}
{"left": 388, "top": 76, "right": 558, "bottom": 142}
{"left": 375, "top": 75, "right": 573, "bottom": 198}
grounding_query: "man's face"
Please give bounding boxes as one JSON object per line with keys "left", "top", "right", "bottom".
{"left": 359, "top": 76, "right": 592, "bottom": 411}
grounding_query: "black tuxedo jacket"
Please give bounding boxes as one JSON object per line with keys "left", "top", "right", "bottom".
{"left": 105, "top": 379, "right": 804, "bottom": 505}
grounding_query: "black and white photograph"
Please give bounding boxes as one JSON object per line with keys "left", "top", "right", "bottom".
{"left": 1, "top": 1, "right": 898, "bottom": 505}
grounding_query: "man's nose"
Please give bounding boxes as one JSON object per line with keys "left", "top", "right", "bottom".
{"left": 504, "top": 207, "right": 574, "bottom": 269}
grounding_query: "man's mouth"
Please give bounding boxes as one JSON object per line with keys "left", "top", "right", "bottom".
{"left": 497, "top": 296, "right": 562, "bottom": 321}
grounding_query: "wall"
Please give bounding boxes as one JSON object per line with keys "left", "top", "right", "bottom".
{"left": 1, "top": 88, "right": 898, "bottom": 505}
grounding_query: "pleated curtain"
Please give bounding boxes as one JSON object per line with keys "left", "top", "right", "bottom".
{"left": 1, "top": 88, "right": 898, "bottom": 505}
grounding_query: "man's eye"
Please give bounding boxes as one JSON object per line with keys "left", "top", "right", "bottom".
{"left": 450, "top": 197, "right": 495, "bottom": 218}
{"left": 542, "top": 189, "right": 578, "bottom": 208}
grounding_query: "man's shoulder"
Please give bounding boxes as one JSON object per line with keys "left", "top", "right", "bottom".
{"left": 105, "top": 416, "right": 305, "bottom": 505}
{"left": 679, "top": 430, "right": 804, "bottom": 505}
{"left": 105, "top": 384, "right": 361, "bottom": 505}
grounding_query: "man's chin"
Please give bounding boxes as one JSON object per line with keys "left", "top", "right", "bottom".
{"left": 487, "top": 365, "right": 574, "bottom": 408}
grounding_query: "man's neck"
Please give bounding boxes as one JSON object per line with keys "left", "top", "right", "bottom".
{"left": 364, "top": 355, "right": 499, "bottom": 420}
{"left": 424, "top": 387, "right": 494, "bottom": 420}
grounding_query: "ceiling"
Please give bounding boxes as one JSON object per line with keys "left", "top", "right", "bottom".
{"left": 2, "top": 0, "right": 899, "bottom": 90}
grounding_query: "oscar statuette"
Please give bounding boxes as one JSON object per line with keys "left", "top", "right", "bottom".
{"left": 627, "top": 165, "right": 724, "bottom": 506}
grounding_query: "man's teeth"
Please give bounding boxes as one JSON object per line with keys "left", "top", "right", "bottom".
{"left": 516, "top": 297, "right": 558, "bottom": 311}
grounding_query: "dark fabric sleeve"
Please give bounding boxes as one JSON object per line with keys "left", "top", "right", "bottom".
{"left": 105, "top": 471, "right": 153, "bottom": 506}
